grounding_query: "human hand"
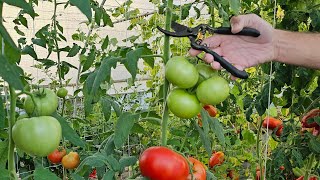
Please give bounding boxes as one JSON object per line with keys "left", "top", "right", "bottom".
{"left": 189, "top": 14, "right": 277, "bottom": 78}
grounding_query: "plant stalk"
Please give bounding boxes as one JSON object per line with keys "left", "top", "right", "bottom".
{"left": 53, "top": 0, "right": 63, "bottom": 86}
{"left": 8, "top": 86, "right": 17, "bottom": 179}
{"left": 160, "top": 0, "right": 173, "bottom": 146}
{"left": 304, "top": 153, "right": 316, "bottom": 180}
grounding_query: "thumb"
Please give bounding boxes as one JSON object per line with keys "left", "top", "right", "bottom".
{"left": 230, "top": 15, "right": 244, "bottom": 34}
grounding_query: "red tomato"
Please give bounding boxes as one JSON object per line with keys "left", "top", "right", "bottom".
{"left": 139, "top": 146, "right": 189, "bottom": 180}
{"left": 61, "top": 152, "right": 80, "bottom": 169}
{"left": 296, "top": 176, "right": 318, "bottom": 180}
{"left": 301, "top": 109, "right": 320, "bottom": 128}
{"left": 89, "top": 169, "right": 97, "bottom": 179}
{"left": 47, "top": 147, "right": 66, "bottom": 164}
{"left": 209, "top": 151, "right": 224, "bottom": 168}
{"left": 227, "top": 170, "right": 239, "bottom": 180}
{"left": 187, "top": 157, "right": 206, "bottom": 180}
{"left": 262, "top": 117, "right": 282, "bottom": 130}
{"left": 276, "top": 125, "right": 283, "bottom": 136}
{"left": 313, "top": 125, "right": 320, "bottom": 136}
{"left": 279, "top": 166, "right": 285, "bottom": 170}
{"left": 197, "top": 105, "right": 218, "bottom": 126}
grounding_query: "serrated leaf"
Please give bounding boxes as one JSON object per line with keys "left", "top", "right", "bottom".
{"left": 94, "top": 7, "right": 102, "bottom": 26}
{"left": 0, "top": 55, "right": 24, "bottom": 90}
{"left": 229, "top": 0, "right": 240, "bottom": 15}
{"left": 0, "top": 23, "right": 19, "bottom": 52}
{"left": 309, "top": 138, "right": 320, "bottom": 154}
{"left": 2, "top": 0, "right": 36, "bottom": 18}
{"left": 242, "top": 129, "right": 256, "bottom": 145}
{"left": 67, "top": 43, "right": 80, "bottom": 57}
{"left": 114, "top": 113, "right": 139, "bottom": 149}
{"left": 200, "top": 109, "right": 210, "bottom": 135}
{"left": 292, "top": 149, "right": 303, "bottom": 167}
{"left": 102, "top": 10, "right": 113, "bottom": 27}
{"left": 69, "top": 0, "right": 92, "bottom": 21}
{"left": 0, "top": 141, "right": 8, "bottom": 169}
{"left": 52, "top": 113, "right": 86, "bottom": 148}
{"left": 206, "top": 170, "right": 217, "bottom": 180}
{"left": 209, "top": 118, "right": 226, "bottom": 147}
{"left": 70, "top": 174, "right": 85, "bottom": 180}
{"left": 101, "top": 36, "right": 109, "bottom": 50}
{"left": 106, "top": 155, "right": 120, "bottom": 171}
{"left": 119, "top": 156, "right": 137, "bottom": 171}
{"left": 103, "top": 134, "right": 115, "bottom": 156}
{"left": 82, "top": 49, "right": 95, "bottom": 72}
{"left": 195, "top": 121, "right": 212, "bottom": 156}
{"left": 32, "top": 38, "right": 46, "bottom": 48}
{"left": 77, "top": 153, "right": 107, "bottom": 171}
{"left": 103, "top": 170, "right": 115, "bottom": 180}
{"left": 123, "top": 48, "right": 144, "bottom": 82}
{"left": 22, "top": 45, "right": 37, "bottom": 59}
{"left": 4, "top": 39, "right": 21, "bottom": 63}
{"left": 33, "top": 167, "right": 60, "bottom": 180}
{"left": 101, "top": 97, "right": 111, "bottom": 122}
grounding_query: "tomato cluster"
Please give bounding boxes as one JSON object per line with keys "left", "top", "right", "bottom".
{"left": 165, "top": 56, "right": 230, "bottom": 119}
{"left": 47, "top": 147, "right": 80, "bottom": 169}
{"left": 139, "top": 146, "right": 206, "bottom": 180}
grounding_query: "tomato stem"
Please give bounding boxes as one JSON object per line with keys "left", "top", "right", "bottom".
{"left": 304, "top": 153, "right": 316, "bottom": 180}
{"left": 160, "top": 0, "right": 173, "bottom": 146}
{"left": 8, "top": 86, "right": 18, "bottom": 179}
{"left": 53, "top": 0, "right": 63, "bottom": 87}
{"left": 140, "top": 54, "right": 164, "bottom": 60}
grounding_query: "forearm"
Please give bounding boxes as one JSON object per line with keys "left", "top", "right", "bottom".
{"left": 274, "top": 30, "right": 320, "bottom": 69}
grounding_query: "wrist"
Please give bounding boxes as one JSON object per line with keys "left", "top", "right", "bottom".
{"left": 272, "top": 29, "right": 283, "bottom": 62}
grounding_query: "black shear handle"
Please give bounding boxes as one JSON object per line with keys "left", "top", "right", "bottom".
{"left": 191, "top": 41, "right": 249, "bottom": 79}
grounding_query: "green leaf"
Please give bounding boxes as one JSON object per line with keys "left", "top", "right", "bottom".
{"left": 106, "top": 155, "right": 120, "bottom": 171}
{"left": 0, "top": 23, "right": 19, "bottom": 53}
{"left": 123, "top": 48, "right": 144, "bottom": 82}
{"left": 102, "top": 10, "right": 113, "bottom": 27}
{"left": 32, "top": 38, "right": 46, "bottom": 48}
{"left": 103, "top": 134, "right": 115, "bottom": 156}
{"left": 206, "top": 170, "right": 217, "bottom": 180}
{"left": 103, "top": 170, "right": 115, "bottom": 180}
{"left": 69, "top": 0, "right": 92, "bottom": 21}
{"left": 242, "top": 129, "right": 256, "bottom": 145}
{"left": 52, "top": 113, "right": 86, "bottom": 148}
{"left": 4, "top": 39, "right": 21, "bottom": 63}
{"left": 14, "top": 26, "right": 25, "bottom": 36}
{"left": 0, "top": 55, "right": 24, "bottom": 90}
{"left": 200, "top": 109, "right": 210, "bottom": 135}
{"left": 0, "top": 96, "right": 4, "bottom": 129}
{"left": 181, "top": 4, "right": 191, "bottom": 20}
{"left": 67, "top": 43, "right": 81, "bottom": 57}
{"left": 209, "top": 118, "right": 226, "bottom": 147}
{"left": 2, "top": 0, "right": 36, "bottom": 17}
{"left": 119, "top": 156, "right": 137, "bottom": 171}
{"left": 0, "top": 140, "right": 8, "bottom": 169}
{"left": 77, "top": 153, "right": 107, "bottom": 169}
{"left": 22, "top": 45, "right": 37, "bottom": 59}
{"left": 100, "top": 97, "right": 111, "bottom": 122}
{"left": 114, "top": 113, "right": 139, "bottom": 149}
{"left": 33, "top": 167, "right": 60, "bottom": 180}
{"left": 292, "top": 149, "right": 303, "bottom": 167}
{"left": 195, "top": 121, "right": 212, "bottom": 157}
{"left": 70, "top": 174, "right": 85, "bottom": 180}
{"left": 229, "top": 0, "right": 240, "bottom": 15}
{"left": 94, "top": 6, "right": 102, "bottom": 26}
{"left": 101, "top": 36, "right": 109, "bottom": 50}
{"left": 309, "top": 138, "right": 320, "bottom": 154}
{"left": 0, "top": 168, "right": 10, "bottom": 179}
{"left": 82, "top": 49, "right": 95, "bottom": 72}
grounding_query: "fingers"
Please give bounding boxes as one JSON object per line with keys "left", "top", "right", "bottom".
{"left": 230, "top": 14, "right": 260, "bottom": 33}
{"left": 230, "top": 65, "right": 245, "bottom": 80}
{"left": 189, "top": 36, "right": 224, "bottom": 56}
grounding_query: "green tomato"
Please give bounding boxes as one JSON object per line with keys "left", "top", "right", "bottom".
{"left": 167, "top": 88, "right": 201, "bottom": 119}
{"left": 165, "top": 56, "right": 199, "bottom": 89}
{"left": 17, "top": 113, "right": 29, "bottom": 120}
{"left": 12, "top": 116, "right": 62, "bottom": 157}
{"left": 57, "top": 87, "right": 68, "bottom": 98}
{"left": 24, "top": 88, "right": 59, "bottom": 116}
{"left": 196, "top": 76, "right": 230, "bottom": 105}
{"left": 195, "top": 64, "right": 218, "bottom": 85}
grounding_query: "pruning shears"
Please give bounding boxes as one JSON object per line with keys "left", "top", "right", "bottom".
{"left": 157, "top": 21, "right": 261, "bottom": 79}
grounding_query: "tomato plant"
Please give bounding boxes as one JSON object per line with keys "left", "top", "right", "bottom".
{"left": 139, "top": 146, "right": 189, "bottom": 180}
{"left": 196, "top": 76, "right": 230, "bottom": 105}
{"left": 47, "top": 147, "right": 67, "bottom": 164}
{"left": 61, "top": 152, "right": 80, "bottom": 170}
{"left": 167, "top": 88, "right": 201, "bottom": 119}
{"left": 12, "top": 116, "right": 62, "bottom": 157}
{"left": 165, "top": 56, "right": 199, "bottom": 89}
{"left": 24, "top": 88, "right": 59, "bottom": 116}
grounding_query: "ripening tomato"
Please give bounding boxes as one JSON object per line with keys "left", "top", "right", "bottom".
{"left": 296, "top": 176, "right": 318, "bottom": 180}
{"left": 12, "top": 116, "right": 62, "bottom": 157}
{"left": 209, "top": 151, "right": 224, "bottom": 168}
{"left": 187, "top": 157, "right": 206, "bottom": 180}
{"left": 167, "top": 88, "right": 201, "bottom": 119}
{"left": 165, "top": 56, "right": 199, "bottom": 88}
{"left": 275, "top": 125, "right": 283, "bottom": 136}
{"left": 262, "top": 117, "right": 282, "bottom": 130}
{"left": 139, "top": 146, "right": 189, "bottom": 180}
{"left": 198, "top": 105, "right": 218, "bottom": 119}
{"left": 48, "top": 147, "right": 67, "bottom": 164}
{"left": 301, "top": 109, "right": 320, "bottom": 128}
{"left": 279, "top": 166, "right": 285, "bottom": 171}
{"left": 196, "top": 76, "right": 230, "bottom": 105}
{"left": 24, "top": 88, "right": 59, "bottom": 116}
{"left": 61, "top": 152, "right": 80, "bottom": 169}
